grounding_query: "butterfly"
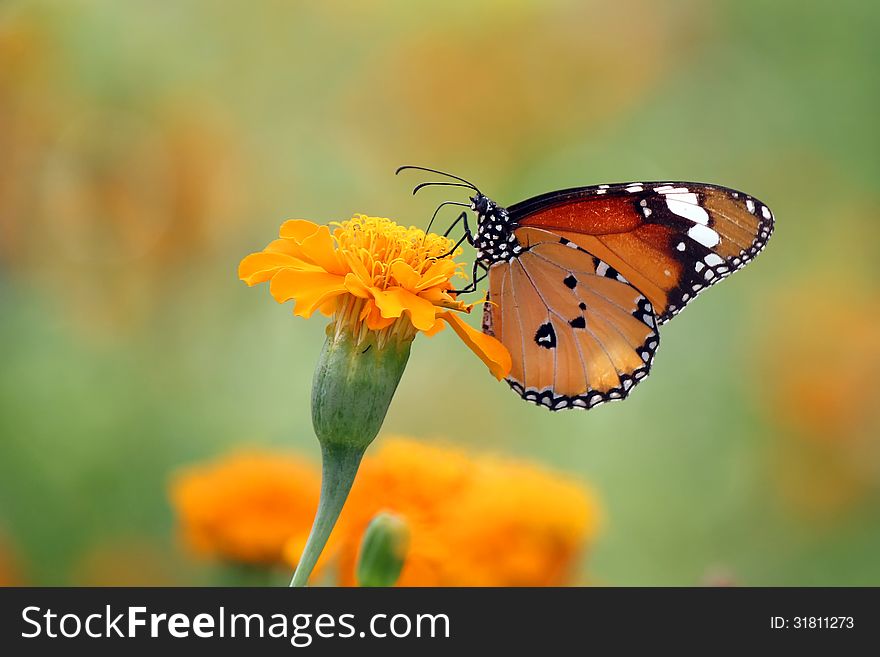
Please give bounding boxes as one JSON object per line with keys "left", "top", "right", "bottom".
{"left": 398, "top": 166, "right": 774, "bottom": 411}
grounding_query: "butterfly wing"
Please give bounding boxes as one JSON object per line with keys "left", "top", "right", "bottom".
{"left": 508, "top": 182, "right": 773, "bottom": 324}
{"left": 483, "top": 232, "right": 659, "bottom": 410}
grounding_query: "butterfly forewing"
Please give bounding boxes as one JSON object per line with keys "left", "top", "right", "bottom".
{"left": 508, "top": 182, "right": 774, "bottom": 323}
{"left": 484, "top": 231, "right": 659, "bottom": 410}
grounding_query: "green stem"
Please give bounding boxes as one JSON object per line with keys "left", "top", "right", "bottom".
{"left": 290, "top": 442, "right": 364, "bottom": 587}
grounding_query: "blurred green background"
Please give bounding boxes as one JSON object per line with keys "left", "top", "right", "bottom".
{"left": 1, "top": 0, "right": 879, "bottom": 585}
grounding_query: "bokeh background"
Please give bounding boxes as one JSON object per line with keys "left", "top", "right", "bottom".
{"left": 2, "top": 0, "right": 879, "bottom": 586}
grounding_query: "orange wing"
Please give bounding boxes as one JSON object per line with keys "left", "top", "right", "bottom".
{"left": 483, "top": 232, "right": 659, "bottom": 410}
{"left": 509, "top": 182, "right": 773, "bottom": 323}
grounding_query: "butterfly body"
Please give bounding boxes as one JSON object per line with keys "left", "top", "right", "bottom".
{"left": 470, "top": 195, "right": 521, "bottom": 265}
{"left": 398, "top": 167, "right": 774, "bottom": 411}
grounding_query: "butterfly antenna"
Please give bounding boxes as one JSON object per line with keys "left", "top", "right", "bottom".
{"left": 411, "top": 181, "right": 478, "bottom": 196}
{"left": 396, "top": 165, "right": 480, "bottom": 194}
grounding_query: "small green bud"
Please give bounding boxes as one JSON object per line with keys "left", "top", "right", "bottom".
{"left": 356, "top": 512, "right": 410, "bottom": 587}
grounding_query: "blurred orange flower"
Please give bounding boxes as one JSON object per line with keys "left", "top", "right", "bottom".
{"left": 333, "top": 438, "right": 601, "bottom": 586}
{"left": 758, "top": 282, "right": 880, "bottom": 444}
{"left": 70, "top": 538, "right": 179, "bottom": 586}
{"left": 0, "top": 10, "right": 244, "bottom": 334}
{"left": 338, "top": 1, "right": 679, "bottom": 172}
{"left": 169, "top": 451, "right": 323, "bottom": 568}
{"left": 0, "top": 14, "right": 58, "bottom": 265}
{"left": 239, "top": 214, "right": 510, "bottom": 378}
{"left": 171, "top": 439, "right": 600, "bottom": 586}
{"left": 754, "top": 277, "right": 880, "bottom": 516}
{"left": 0, "top": 536, "right": 25, "bottom": 587}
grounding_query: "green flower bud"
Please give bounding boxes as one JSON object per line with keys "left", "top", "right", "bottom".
{"left": 311, "top": 326, "right": 411, "bottom": 452}
{"left": 290, "top": 326, "right": 412, "bottom": 587}
{"left": 356, "top": 512, "right": 410, "bottom": 588}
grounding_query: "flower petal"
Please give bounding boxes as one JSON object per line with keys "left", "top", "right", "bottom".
{"left": 238, "top": 252, "right": 313, "bottom": 286}
{"left": 279, "top": 219, "right": 321, "bottom": 242}
{"left": 318, "top": 298, "right": 338, "bottom": 317}
{"left": 263, "top": 238, "right": 301, "bottom": 256}
{"left": 343, "top": 272, "right": 375, "bottom": 299}
{"left": 416, "top": 259, "right": 460, "bottom": 291}
{"left": 422, "top": 319, "right": 447, "bottom": 337}
{"left": 300, "top": 225, "right": 346, "bottom": 275}
{"left": 389, "top": 260, "right": 421, "bottom": 291}
{"left": 373, "top": 287, "right": 438, "bottom": 331}
{"left": 421, "top": 287, "right": 472, "bottom": 315}
{"left": 363, "top": 301, "right": 396, "bottom": 331}
{"left": 341, "top": 249, "right": 373, "bottom": 284}
{"left": 438, "top": 311, "right": 512, "bottom": 380}
{"left": 269, "top": 269, "right": 347, "bottom": 317}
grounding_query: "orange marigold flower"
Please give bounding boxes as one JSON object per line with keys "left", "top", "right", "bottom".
{"left": 332, "top": 438, "right": 601, "bottom": 587}
{"left": 239, "top": 214, "right": 510, "bottom": 378}
{"left": 169, "top": 451, "right": 325, "bottom": 568}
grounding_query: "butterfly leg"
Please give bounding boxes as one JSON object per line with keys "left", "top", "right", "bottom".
{"left": 448, "top": 262, "right": 488, "bottom": 294}
{"left": 434, "top": 212, "right": 474, "bottom": 259}
{"left": 442, "top": 212, "right": 474, "bottom": 242}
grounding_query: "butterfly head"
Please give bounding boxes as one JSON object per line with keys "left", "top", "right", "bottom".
{"left": 469, "top": 193, "right": 495, "bottom": 218}
{"left": 469, "top": 194, "right": 520, "bottom": 266}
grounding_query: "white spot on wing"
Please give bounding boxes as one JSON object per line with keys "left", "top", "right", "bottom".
{"left": 666, "top": 197, "right": 709, "bottom": 224}
{"left": 688, "top": 223, "right": 720, "bottom": 247}
{"left": 667, "top": 191, "right": 699, "bottom": 205}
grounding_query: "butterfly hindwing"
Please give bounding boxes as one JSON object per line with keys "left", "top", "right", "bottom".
{"left": 484, "top": 233, "right": 659, "bottom": 411}
{"left": 509, "top": 182, "right": 773, "bottom": 324}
